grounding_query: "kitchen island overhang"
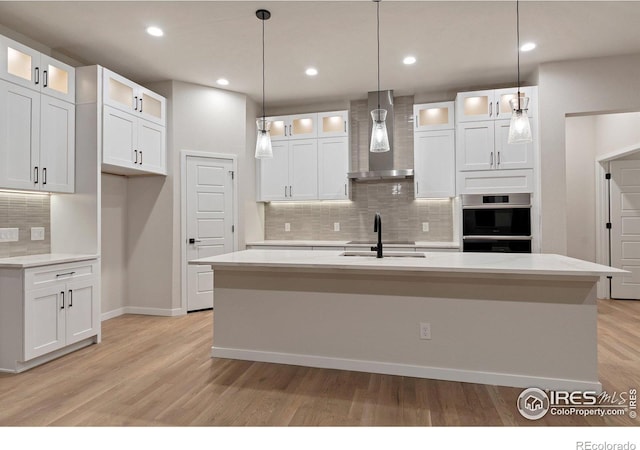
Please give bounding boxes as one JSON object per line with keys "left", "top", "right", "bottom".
{"left": 191, "top": 250, "right": 626, "bottom": 391}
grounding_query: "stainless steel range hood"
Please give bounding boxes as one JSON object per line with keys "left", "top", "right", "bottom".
{"left": 348, "top": 90, "right": 414, "bottom": 181}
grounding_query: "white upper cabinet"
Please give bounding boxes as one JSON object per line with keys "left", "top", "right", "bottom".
{"left": 0, "top": 79, "right": 74, "bottom": 193}
{"left": 318, "top": 110, "right": 349, "bottom": 138}
{"left": 0, "top": 35, "right": 75, "bottom": 103}
{"left": 456, "top": 86, "right": 535, "bottom": 123}
{"left": 414, "top": 129, "right": 455, "bottom": 198}
{"left": 318, "top": 137, "right": 349, "bottom": 200}
{"left": 414, "top": 102, "right": 454, "bottom": 132}
{"left": 493, "top": 119, "right": 535, "bottom": 170}
{"left": 103, "top": 68, "right": 165, "bottom": 126}
{"left": 266, "top": 113, "right": 318, "bottom": 141}
{"left": 258, "top": 140, "right": 290, "bottom": 201}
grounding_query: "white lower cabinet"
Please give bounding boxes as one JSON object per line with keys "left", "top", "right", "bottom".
{"left": 0, "top": 259, "right": 100, "bottom": 372}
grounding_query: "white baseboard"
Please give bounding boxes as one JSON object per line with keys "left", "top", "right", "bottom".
{"left": 211, "top": 346, "right": 603, "bottom": 392}
{"left": 101, "top": 306, "right": 184, "bottom": 321}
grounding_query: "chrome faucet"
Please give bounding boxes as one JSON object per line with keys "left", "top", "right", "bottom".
{"left": 371, "top": 212, "right": 383, "bottom": 258}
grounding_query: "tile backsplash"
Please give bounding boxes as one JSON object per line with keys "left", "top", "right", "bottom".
{"left": 0, "top": 193, "right": 51, "bottom": 258}
{"left": 265, "top": 180, "right": 453, "bottom": 242}
{"left": 264, "top": 94, "right": 454, "bottom": 242}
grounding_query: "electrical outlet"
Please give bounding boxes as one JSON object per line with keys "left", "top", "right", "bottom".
{"left": 422, "top": 222, "right": 430, "bottom": 232}
{"left": 0, "top": 228, "right": 19, "bottom": 242}
{"left": 334, "top": 222, "right": 340, "bottom": 232}
{"left": 31, "top": 227, "right": 45, "bottom": 241}
{"left": 419, "top": 322, "right": 431, "bottom": 340}
{"left": 284, "top": 223, "right": 291, "bottom": 232}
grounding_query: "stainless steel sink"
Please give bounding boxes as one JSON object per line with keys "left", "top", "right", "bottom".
{"left": 340, "top": 251, "right": 426, "bottom": 258}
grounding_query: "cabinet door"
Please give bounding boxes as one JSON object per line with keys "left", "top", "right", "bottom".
{"left": 494, "top": 119, "right": 535, "bottom": 170}
{"left": 289, "top": 113, "right": 318, "bottom": 140}
{"left": 40, "top": 95, "right": 75, "bottom": 193}
{"left": 318, "top": 111, "right": 348, "bottom": 138}
{"left": 103, "top": 105, "right": 135, "bottom": 169}
{"left": 138, "top": 87, "right": 166, "bottom": 126}
{"left": 0, "top": 35, "right": 40, "bottom": 91}
{"left": 289, "top": 139, "right": 318, "bottom": 200}
{"left": 414, "top": 130, "right": 455, "bottom": 198}
{"left": 137, "top": 118, "right": 166, "bottom": 174}
{"left": 318, "top": 137, "right": 349, "bottom": 200}
{"left": 40, "top": 55, "right": 75, "bottom": 103}
{"left": 0, "top": 80, "right": 40, "bottom": 190}
{"left": 266, "top": 115, "right": 289, "bottom": 141}
{"left": 24, "top": 285, "right": 66, "bottom": 360}
{"left": 456, "top": 121, "right": 494, "bottom": 171}
{"left": 494, "top": 86, "right": 535, "bottom": 119}
{"left": 258, "top": 140, "right": 289, "bottom": 201}
{"left": 65, "top": 278, "right": 99, "bottom": 345}
{"left": 414, "top": 102, "right": 454, "bottom": 132}
{"left": 103, "top": 68, "right": 136, "bottom": 114}
{"left": 456, "top": 90, "right": 495, "bottom": 122}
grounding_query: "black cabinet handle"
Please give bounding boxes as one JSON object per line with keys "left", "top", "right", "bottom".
{"left": 134, "top": 149, "right": 138, "bottom": 164}
{"left": 43, "top": 70, "right": 48, "bottom": 88}
{"left": 69, "top": 290, "right": 73, "bottom": 308}
{"left": 34, "top": 166, "right": 38, "bottom": 184}
{"left": 134, "top": 96, "right": 138, "bottom": 111}
{"left": 56, "top": 271, "right": 76, "bottom": 278}
{"left": 139, "top": 151, "right": 142, "bottom": 165}
{"left": 60, "top": 291, "right": 65, "bottom": 309}
{"left": 42, "top": 168, "right": 47, "bottom": 185}
{"left": 34, "top": 67, "right": 39, "bottom": 85}
{"left": 139, "top": 98, "right": 143, "bottom": 113}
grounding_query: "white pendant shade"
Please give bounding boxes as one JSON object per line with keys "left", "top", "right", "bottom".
{"left": 370, "top": 108, "right": 390, "bottom": 152}
{"left": 255, "top": 118, "right": 273, "bottom": 159}
{"left": 507, "top": 96, "right": 532, "bottom": 144}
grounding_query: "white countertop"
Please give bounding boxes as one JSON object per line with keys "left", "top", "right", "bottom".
{"left": 246, "top": 240, "right": 460, "bottom": 249}
{"left": 191, "top": 249, "right": 625, "bottom": 278}
{"left": 0, "top": 253, "right": 99, "bottom": 269}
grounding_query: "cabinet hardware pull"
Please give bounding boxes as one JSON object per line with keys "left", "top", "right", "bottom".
{"left": 34, "top": 67, "right": 39, "bottom": 85}
{"left": 496, "top": 101, "right": 500, "bottom": 116}
{"left": 42, "top": 168, "right": 47, "bottom": 185}
{"left": 344, "top": 121, "right": 347, "bottom": 133}
{"left": 489, "top": 101, "right": 492, "bottom": 117}
{"left": 43, "top": 70, "right": 48, "bottom": 88}
{"left": 289, "top": 125, "right": 292, "bottom": 136}
{"left": 284, "top": 186, "right": 287, "bottom": 197}
{"left": 490, "top": 152, "right": 494, "bottom": 167}
{"left": 134, "top": 150, "right": 138, "bottom": 164}
{"left": 56, "top": 271, "right": 76, "bottom": 278}
{"left": 139, "top": 151, "right": 143, "bottom": 164}
{"left": 69, "top": 290, "right": 73, "bottom": 308}
{"left": 344, "top": 184, "right": 347, "bottom": 196}
{"left": 497, "top": 151, "right": 501, "bottom": 166}
{"left": 134, "top": 96, "right": 138, "bottom": 111}
{"left": 289, "top": 186, "right": 292, "bottom": 197}
{"left": 34, "top": 166, "right": 38, "bottom": 184}
{"left": 415, "top": 115, "right": 418, "bottom": 129}
{"left": 139, "top": 98, "right": 143, "bottom": 113}
{"left": 60, "top": 291, "right": 65, "bottom": 309}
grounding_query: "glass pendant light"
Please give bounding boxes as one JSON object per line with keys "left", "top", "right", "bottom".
{"left": 255, "top": 9, "right": 273, "bottom": 159}
{"left": 370, "top": 0, "right": 390, "bottom": 153}
{"left": 508, "top": 0, "right": 533, "bottom": 144}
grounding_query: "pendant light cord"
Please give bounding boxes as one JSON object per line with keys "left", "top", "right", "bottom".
{"left": 376, "top": 0, "right": 381, "bottom": 110}
{"left": 262, "top": 16, "right": 266, "bottom": 124}
{"left": 516, "top": 0, "right": 521, "bottom": 110}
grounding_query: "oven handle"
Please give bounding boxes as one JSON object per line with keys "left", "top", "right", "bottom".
{"left": 462, "top": 235, "right": 532, "bottom": 241}
{"left": 462, "top": 204, "right": 531, "bottom": 210}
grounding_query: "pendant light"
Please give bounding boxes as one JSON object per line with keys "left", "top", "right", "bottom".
{"left": 508, "top": 0, "right": 533, "bottom": 144}
{"left": 370, "top": 0, "right": 390, "bottom": 153}
{"left": 255, "top": 9, "right": 273, "bottom": 159}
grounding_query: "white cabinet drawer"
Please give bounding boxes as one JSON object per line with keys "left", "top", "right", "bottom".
{"left": 457, "top": 169, "right": 533, "bottom": 194}
{"left": 25, "top": 260, "right": 99, "bottom": 291}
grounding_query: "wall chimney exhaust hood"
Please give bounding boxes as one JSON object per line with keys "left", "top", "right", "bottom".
{"left": 348, "top": 90, "right": 414, "bottom": 181}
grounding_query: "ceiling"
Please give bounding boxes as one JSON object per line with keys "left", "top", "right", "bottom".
{"left": 1, "top": 1, "right": 640, "bottom": 108}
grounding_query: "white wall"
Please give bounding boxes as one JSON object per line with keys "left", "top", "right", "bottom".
{"left": 101, "top": 173, "right": 128, "bottom": 314}
{"left": 538, "top": 52, "right": 640, "bottom": 254}
{"left": 595, "top": 112, "right": 640, "bottom": 157}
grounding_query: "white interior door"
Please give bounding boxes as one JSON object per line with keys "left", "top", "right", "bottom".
{"left": 186, "top": 156, "right": 235, "bottom": 311}
{"left": 610, "top": 160, "right": 640, "bottom": 299}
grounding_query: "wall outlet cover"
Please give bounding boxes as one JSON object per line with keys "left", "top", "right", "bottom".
{"left": 422, "top": 222, "right": 430, "bottom": 232}
{"left": 0, "top": 228, "right": 19, "bottom": 242}
{"left": 284, "top": 223, "right": 291, "bottom": 232}
{"left": 419, "top": 322, "right": 432, "bottom": 340}
{"left": 31, "top": 227, "right": 45, "bottom": 241}
{"left": 334, "top": 222, "right": 340, "bottom": 232}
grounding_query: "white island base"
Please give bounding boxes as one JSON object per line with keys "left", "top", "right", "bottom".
{"left": 194, "top": 250, "right": 624, "bottom": 391}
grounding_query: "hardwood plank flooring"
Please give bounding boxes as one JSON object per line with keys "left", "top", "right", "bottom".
{"left": 1, "top": 299, "right": 639, "bottom": 426}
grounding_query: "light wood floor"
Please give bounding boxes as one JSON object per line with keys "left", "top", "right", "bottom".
{"left": 1, "top": 299, "right": 639, "bottom": 426}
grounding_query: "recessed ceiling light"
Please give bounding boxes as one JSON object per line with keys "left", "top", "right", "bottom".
{"left": 403, "top": 56, "right": 417, "bottom": 65}
{"left": 216, "top": 78, "right": 230, "bottom": 86}
{"left": 305, "top": 67, "right": 318, "bottom": 76}
{"left": 520, "top": 42, "right": 536, "bottom": 52}
{"left": 146, "top": 26, "right": 164, "bottom": 37}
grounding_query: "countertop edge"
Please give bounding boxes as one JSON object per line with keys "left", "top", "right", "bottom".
{"left": 0, "top": 254, "right": 100, "bottom": 269}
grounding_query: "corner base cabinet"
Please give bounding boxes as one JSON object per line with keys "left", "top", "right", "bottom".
{"left": 0, "top": 259, "right": 101, "bottom": 373}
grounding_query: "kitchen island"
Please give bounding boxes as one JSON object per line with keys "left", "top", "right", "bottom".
{"left": 191, "top": 249, "right": 625, "bottom": 391}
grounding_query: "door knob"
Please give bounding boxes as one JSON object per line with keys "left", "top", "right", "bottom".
{"left": 189, "top": 238, "right": 202, "bottom": 244}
